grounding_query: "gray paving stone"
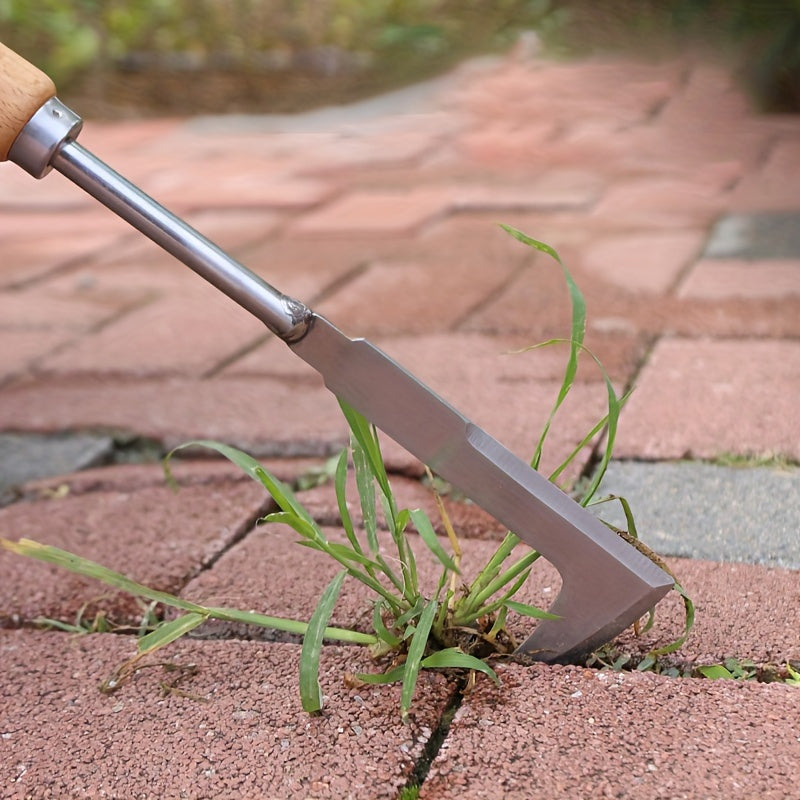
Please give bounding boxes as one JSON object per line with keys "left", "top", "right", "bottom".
{"left": 704, "top": 211, "right": 800, "bottom": 259}
{"left": 0, "top": 432, "right": 113, "bottom": 503}
{"left": 592, "top": 460, "right": 800, "bottom": 569}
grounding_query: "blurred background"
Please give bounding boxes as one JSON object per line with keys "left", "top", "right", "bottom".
{"left": 1, "top": 0, "right": 798, "bottom": 117}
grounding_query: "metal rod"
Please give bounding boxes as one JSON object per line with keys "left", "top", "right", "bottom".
{"left": 51, "top": 140, "right": 311, "bottom": 341}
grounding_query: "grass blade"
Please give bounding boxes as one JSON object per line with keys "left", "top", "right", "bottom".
{"left": 0, "top": 538, "right": 377, "bottom": 647}
{"left": 460, "top": 548, "right": 540, "bottom": 618}
{"left": 500, "top": 225, "right": 585, "bottom": 471}
{"left": 372, "top": 602, "right": 402, "bottom": 647}
{"left": 1, "top": 538, "right": 207, "bottom": 614}
{"left": 696, "top": 664, "right": 734, "bottom": 680}
{"left": 166, "top": 440, "right": 315, "bottom": 523}
{"left": 401, "top": 597, "right": 437, "bottom": 721}
{"left": 503, "top": 599, "right": 560, "bottom": 620}
{"left": 334, "top": 448, "right": 363, "bottom": 555}
{"left": 409, "top": 508, "right": 459, "bottom": 574}
{"left": 355, "top": 664, "right": 407, "bottom": 684}
{"left": 206, "top": 606, "right": 376, "bottom": 644}
{"left": 32, "top": 617, "right": 89, "bottom": 634}
{"left": 395, "top": 597, "right": 425, "bottom": 628}
{"left": 352, "top": 434, "right": 379, "bottom": 554}
{"left": 464, "top": 567, "right": 540, "bottom": 621}
{"left": 137, "top": 612, "right": 207, "bottom": 656}
{"left": 421, "top": 648, "right": 500, "bottom": 685}
{"left": 264, "top": 511, "right": 325, "bottom": 544}
{"left": 466, "top": 532, "right": 521, "bottom": 597}
{"left": 326, "top": 542, "right": 384, "bottom": 569}
{"left": 338, "top": 400, "right": 392, "bottom": 499}
{"left": 300, "top": 570, "right": 347, "bottom": 713}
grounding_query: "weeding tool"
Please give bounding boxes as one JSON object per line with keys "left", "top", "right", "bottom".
{"left": 0, "top": 43, "right": 673, "bottom": 662}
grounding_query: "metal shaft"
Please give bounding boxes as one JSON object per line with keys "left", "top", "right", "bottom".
{"left": 10, "top": 97, "right": 311, "bottom": 342}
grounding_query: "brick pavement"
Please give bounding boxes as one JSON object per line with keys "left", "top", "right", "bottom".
{"left": 1, "top": 49, "right": 799, "bottom": 798}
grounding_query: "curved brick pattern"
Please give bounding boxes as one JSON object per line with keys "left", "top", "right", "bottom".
{"left": 1, "top": 47, "right": 800, "bottom": 799}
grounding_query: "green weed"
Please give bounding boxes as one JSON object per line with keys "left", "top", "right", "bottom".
{"left": 0, "top": 227, "right": 689, "bottom": 717}
{"left": 709, "top": 452, "right": 796, "bottom": 470}
{"left": 589, "top": 649, "right": 800, "bottom": 687}
{"left": 696, "top": 658, "right": 800, "bottom": 685}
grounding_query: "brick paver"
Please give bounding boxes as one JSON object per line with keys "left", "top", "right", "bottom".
{"left": 421, "top": 663, "right": 800, "bottom": 800}
{"left": 1, "top": 46, "right": 799, "bottom": 799}
{"left": 0, "top": 473, "right": 268, "bottom": 626}
{"left": 0, "top": 631, "right": 454, "bottom": 799}
{"left": 679, "top": 258, "right": 800, "bottom": 299}
{"left": 616, "top": 338, "right": 800, "bottom": 461}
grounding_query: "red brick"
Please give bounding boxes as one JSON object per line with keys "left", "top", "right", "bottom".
{"left": 235, "top": 233, "right": 403, "bottom": 303}
{"left": 577, "top": 230, "right": 706, "bottom": 294}
{"left": 37, "top": 283, "right": 265, "bottom": 377}
{"left": 0, "top": 223, "right": 130, "bottom": 287}
{"left": 0, "top": 289, "right": 126, "bottom": 331}
{"left": 0, "top": 479, "right": 269, "bottom": 625}
{"left": 422, "top": 660, "right": 800, "bottom": 800}
{"left": 591, "top": 177, "right": 724, "bottom": 228}
{"left": 679, "top": 259, "right": 800, "bottom": 300}
{"left": 0, "top": 632, "right": 453, "bottom": 798}
{"left": 0, "top": 375, "right": 346, "bottom": 454}
{"left": 729, "top": 137, "right": 800, "bottom": 211}
{"left": 616, "top": 338, "right": 800, "bottom": 460}
{"left": 77, "top": 117, "right": 182, "bottom": 155}
{"left": 313, "top": 254, "right": 515, "bottom": 335}
{"left": 290, "top": 189, "right": 452, "bottom": 236}
{"left": 0, "top": 163, "right": 92, "bottom": 209}
{"left": 296, "top": 123, "right": 445, "bottom": 173}
{"left": 150, "top": 165, "right": 335, "bottom": 211}
{"left": 0, "top": 330, "right": 68, "bottom": 382}
{"left": 19, "top": 458, "right": 315, "bottom": 499}
{"left": 220, "top": 336, "right": 313, "bottom": 379}
{"left": 451, "top": 171, "right": 604, "bottom": 211}
{"left": 455, "top": 120, "right": 558, "bottom": 167}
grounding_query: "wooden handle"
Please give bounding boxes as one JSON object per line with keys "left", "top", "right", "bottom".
{"left": 0, "top": 42, "right": 56, "bottom": 161}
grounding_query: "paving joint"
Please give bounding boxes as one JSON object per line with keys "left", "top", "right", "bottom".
{"left": 4, "top": 232, "right": 134, "bottom": 292}
{"left": 399, "top": 679, "right": 465, "bottom": 799}
{"left": 200, "top": 333, "right": 272, "bottom": 379}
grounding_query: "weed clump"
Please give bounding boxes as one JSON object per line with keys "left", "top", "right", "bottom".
{"left": 1, "top": 227, "right": 690, "bottom": 717}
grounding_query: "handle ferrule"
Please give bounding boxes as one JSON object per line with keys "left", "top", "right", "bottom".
{"left": 8, "top": 96, "right": 82, "bottom": 178}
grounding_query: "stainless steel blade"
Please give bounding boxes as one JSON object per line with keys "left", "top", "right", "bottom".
{"left": 292, "top": 315, "right": 673, "bottom": 662}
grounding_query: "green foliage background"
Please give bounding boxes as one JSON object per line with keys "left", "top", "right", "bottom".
{"left": 2, "top": 2, "right": 797, "bottom": 112}
{"left": 549, "top": 0, "right": 800, "bottom": 111}
{"left": 0, "top": 1, "right": 551, "bottom": 95}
